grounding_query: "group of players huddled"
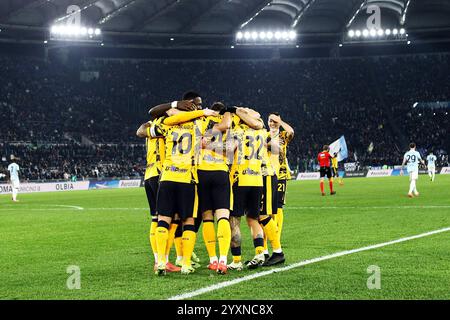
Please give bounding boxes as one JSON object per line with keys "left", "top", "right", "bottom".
{"left": 136, "top": 92, "right": 294, "bottom": 276}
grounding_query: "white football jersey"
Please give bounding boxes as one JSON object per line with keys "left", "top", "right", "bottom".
{"left": 403, "top": 150, "right": 422, "bottom": 172}
{"left": 7, "top": 162, "right": 20, "bottom": 180}
{"left": 426, "top": 154, "right": 437, "bottom": 166}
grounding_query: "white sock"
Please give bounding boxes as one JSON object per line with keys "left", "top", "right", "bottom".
{"left": 273, "top": 248, "right": 283, "bottom": 254}
{"left": 409, "top": 180, "right": 416, "bottom": 194}
{"left": 263, "top": 250, "right": 269, "bottom": 255}
{"left": 219, "top": 256, "right": 227, "bottom": 265}
{"left": 176, "top": 256, "right": 183, "bottom": 262}
{"left": 153, "top": 253, "right": 158, "bottom": 263}
{"left": 12, "top": 188, "right": 18, "bottom": 201}
{"left": 210, "top": 256, "right": 218, "bottom": 264}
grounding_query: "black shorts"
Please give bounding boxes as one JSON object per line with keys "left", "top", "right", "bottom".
{"left": 144, "top": 176, "right": 159, "bottom": 216}
{"left": 332, "top": 167, "right": 339, "bottom": 178}
{"left": 277, "top": 179, "right": 287, "bottom": 209}
{"left": 231, "top": 183, "right": 263, "bottom": 219}
{"left": 156, "top": 181, "right": 198, "bottom": 220}
{"left": 198, "top": 170, "right": 231, "bottom": 213}
{"left": 261, "top": 175, "right": 278, "bottom": 215}
{"left": 320, "top": 166, "right": 332, "bottom": 179}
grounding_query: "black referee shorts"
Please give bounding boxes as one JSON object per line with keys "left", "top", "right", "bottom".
{"left": 198, "top": 170, "right": 231, "bottom": 213}
{"left": 261, "top": 175, "right": 278, "bottom": 216}
{"left": 156, "top": 181, "right": 198, "bottom": 220}
{"left": 231, "top": 183, "right": 263, "bottom": 219}
{"left": 144, "top": 176, "right": 159, "bottom": 216}
{"left": 320, "top": 166, "right": 332, "bottom": 179}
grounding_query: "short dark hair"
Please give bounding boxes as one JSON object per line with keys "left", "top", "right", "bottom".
{"left": 270, "top": 112, "right": 280, "bottom": 117}
{"left": 182, "top": 91, "right": 201, "bottom": 100}
{"left": 409, "top": 142, "right": 416, "bottom": 149}
{"left": 211, "top": 102, "right": 225, "bottom": 112}
{"left": 323, "top": 145, "right": 329, "bottom": 151}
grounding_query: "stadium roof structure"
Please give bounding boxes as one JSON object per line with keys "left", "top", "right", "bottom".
{"left": 0, "top": 0, "right": 450, "bottom": 48}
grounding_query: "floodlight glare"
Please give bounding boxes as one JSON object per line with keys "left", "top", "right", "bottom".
{"left": 88, "top": 28, "right": 94, "bottom": 35}
{"left": 274, "top": 31, "right": 281, "bottom": 39}
{"left": 377, "top": 29, "right": 384, "bottom": 36}
{"left": 355, "top": 30, "right": 361, "bottom": 37}
{"left": 51, "top": 25, "right": 59, "bottom": 34}
{"left": 251, "top": 31, "right": 258, "bottom": 40}
{"left": 95, "top": 28, "right": 101, "bottom": 35}
{"left": 244, "top": 32, "right": 251, "bottom": 40}
{"left": 259, "top": 32, "right": 266, "bottom": 40}
{"left": 289, "top": 31, "right": 296, "bottom": 40}
{"left": 369, "top": 29, "right": 376, "bottom": 37}
{"left": 236, "top": 31, "right": 243, "bottom": 39}
{"left": 348, "top": 30, "right": 355, "bottom": 38}
{"left": 267, "top": 31, "right": 273, "bottom": 39}
{"left": 399, "top": 28, "right": 405, "bottom": 35}
{"left": 362, "top": 29, "right": 369, "bottom": 37}
{"left": 385, "top": 29, "right": 391, "bottom": 35}
{"left": 281, "top": 31, "right": 289, "bottom": 39}
{"left": 392, "top": 28, "right": 398, "bottom": 35}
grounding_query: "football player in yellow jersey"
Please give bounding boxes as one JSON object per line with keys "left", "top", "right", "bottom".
{"left": 259, "top": 130, "right": 285, "bottom": 266}
{"left": 227, "top": 108, "right": 269, "bottom": 270}
{"left": 136, "top": 116, "right": 181, "bottom": 273}
{"left": 149, "top": 105, "right": 217, "bottom": 276}
{"left": 268, "top": 113, "right": 294, "bottom": 241}
{"left": 193, "top": 102, "right": 233, "bottom": 274}
{"left": 331, "top": 152, "right": 344, "bottom": 185}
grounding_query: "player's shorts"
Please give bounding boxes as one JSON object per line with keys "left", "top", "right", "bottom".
{"left": 320, "top": 166, "right": 332, "bottom": 179}
{"left": 198, "top": 170, "right": 231, "bottom": 213}
{"left": 408, "top": 170, "right": 419, "bottom": 181}
{"left": 277, "top": 179, "right": 287, "bottom": 209}
{"left": 156, "top": 181, "right": 198, "bottom": 220}
{"left": 231, "top": 183, "right": 263, "bottom": 219}
{"left": 261, "top": 175, "right": 278, "bottom": 215}
{"left": 427, "top": 166, "right": 435, "bottom": 173}
{"left": 332, "top": 167, "right": 339, "bottom": 178}
{"left": 144, "top": 176, "right": 159, "bottom": 216}
{"left": 11, "top": 179, "right": 20, "bottom": 189}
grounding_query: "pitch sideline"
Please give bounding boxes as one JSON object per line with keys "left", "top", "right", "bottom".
{"left": 167, "top": 226, "right": 450, "bottom": 300}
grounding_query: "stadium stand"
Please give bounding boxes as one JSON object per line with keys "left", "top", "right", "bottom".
{"left": 1, "top": 53, "right": 449, "bottom": 181}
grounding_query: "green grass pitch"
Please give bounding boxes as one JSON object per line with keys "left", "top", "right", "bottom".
{"left": 1, "top": 175, "right": 450, "bottom": 300}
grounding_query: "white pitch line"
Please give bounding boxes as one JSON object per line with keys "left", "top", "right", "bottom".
{"left": 167, "top": 226, "right": 450, "bottom": 300}
{"left": 52, "top": 205, "right": 84, "bottom": 210}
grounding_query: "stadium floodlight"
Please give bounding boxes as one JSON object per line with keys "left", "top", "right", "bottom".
{"left": 50, "top": 24, "right": 102, "bottom": 42}
{"left": 289, "top": 31, "right": 297, "bottom": 40}
{"left": 407, "top": 40, "right": 411, "bottom": 45}
{"left": 244, "top": 32, "right": 251, "bottom": 40}
{"left": 399, "top": 28, "right": 405, "bottom": 35}
{"left": 348, "top": 30, "right": 355, "bottom": 38}
{"left": 95, "top": 28, "right": 101, "bottom": 36}
{"left": 362, "top": 29, "right": 369, "bottom": 37}
{"left": 251, "top": 31, "right": 258, "bottom": 40}
{"left": 385, "top": 29, "right": 391, "bottom": 36}
{"left": 392, "top": 28, "right": 398, "bottom": 35}
{"left": 355, "top": 30, "right": 361, "bottom": 37}
{"left": 236, "top": 31, "right": 243, "bottom": 40}
{"left": 259, "top": 32, "right": 266, "bottom": 40}
{"left": 274, "top": 31, "right": 281, "bottom": 40}
{"left": 88, "top": 28, "right": 94, "bottom": 35}
{"left": 267, "top": 31, "right": 273, "bottom": 40}
{"left": 369, "top": 29, "right": 377, "bottom": 37}
{"left": 377, "top": 29, "right": 384, "bottom": 36}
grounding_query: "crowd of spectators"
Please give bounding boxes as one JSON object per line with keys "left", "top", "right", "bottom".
{"left": 1, "top": 52, "right": 449, "bottom": 181}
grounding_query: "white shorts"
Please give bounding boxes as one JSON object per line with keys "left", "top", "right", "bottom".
{"left": 427, "top": 166, "right": 435, "bottom": 173}
{"left": 11, "top": 179, "right": 20, "bottom": 189}
{"left": 408, "top": 171, "right": 418, "bottom": 181}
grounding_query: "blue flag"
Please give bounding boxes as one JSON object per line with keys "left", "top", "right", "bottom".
{"left": 329, "top": 136, "right": 348, "bottom": 162}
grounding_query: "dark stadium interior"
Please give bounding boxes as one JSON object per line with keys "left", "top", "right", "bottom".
{"left": 1, "top": 0, "right": 449, "bottom": 181}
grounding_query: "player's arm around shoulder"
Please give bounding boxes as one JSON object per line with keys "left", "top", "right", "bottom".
{"left": 136, "top": 121, "right": 152, "bottom": 138}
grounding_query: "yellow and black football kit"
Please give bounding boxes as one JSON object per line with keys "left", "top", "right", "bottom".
{"left": 197, "top": 115, "right": 232, "bottom": 213}
{"left": 144, "top": 117, "right": 165, "bottom": 216}
{"left": 261, "top": 131, "right": 278, "bottom": 216}
{"left": 331, "top": 157, "right": 339, "bottom": 178}
{"left": 150, "top": 113, "right": 204, "bottom": 220}
{"left": 230, "top": 118, "right": 264, "bottom": 219}
{"left": 269, "top": 130, "right": 293, "bottom": 209}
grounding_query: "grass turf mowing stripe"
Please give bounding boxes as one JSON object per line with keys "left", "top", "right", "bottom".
{"left": 168, "top": 226, "right": 450, "bottom": 300}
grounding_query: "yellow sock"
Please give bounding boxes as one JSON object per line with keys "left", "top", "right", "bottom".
{"left": 263, "top": 232, "right": 268, "bottom": 252}
{"left": 174, "top": 236, "right": 183, "bottom": 258}
{"left": 202, "top": 221, "right": 216, "bottom": 259}
{"left": 149, "top": 221, "right": 158, "bottom": 257}
{"left": 261, "top": 217, "right": 281, "bottom": 251}
{"left": 182, "top": 228, "right": 197, "bottom": 267}
{"left": 255, "top": 246, "right": 265, "bottom": 255}
{"left": 217, "top": 218, "right": 231, "bottom": 259}
{"left": 156, "top": 225, "right": 169, "bottom": 264}
{"left": 277, "top": 208, "right": 284, "bottom": 237}
{"left": 165, "top": 223, "right": 178, "bottom": 257}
